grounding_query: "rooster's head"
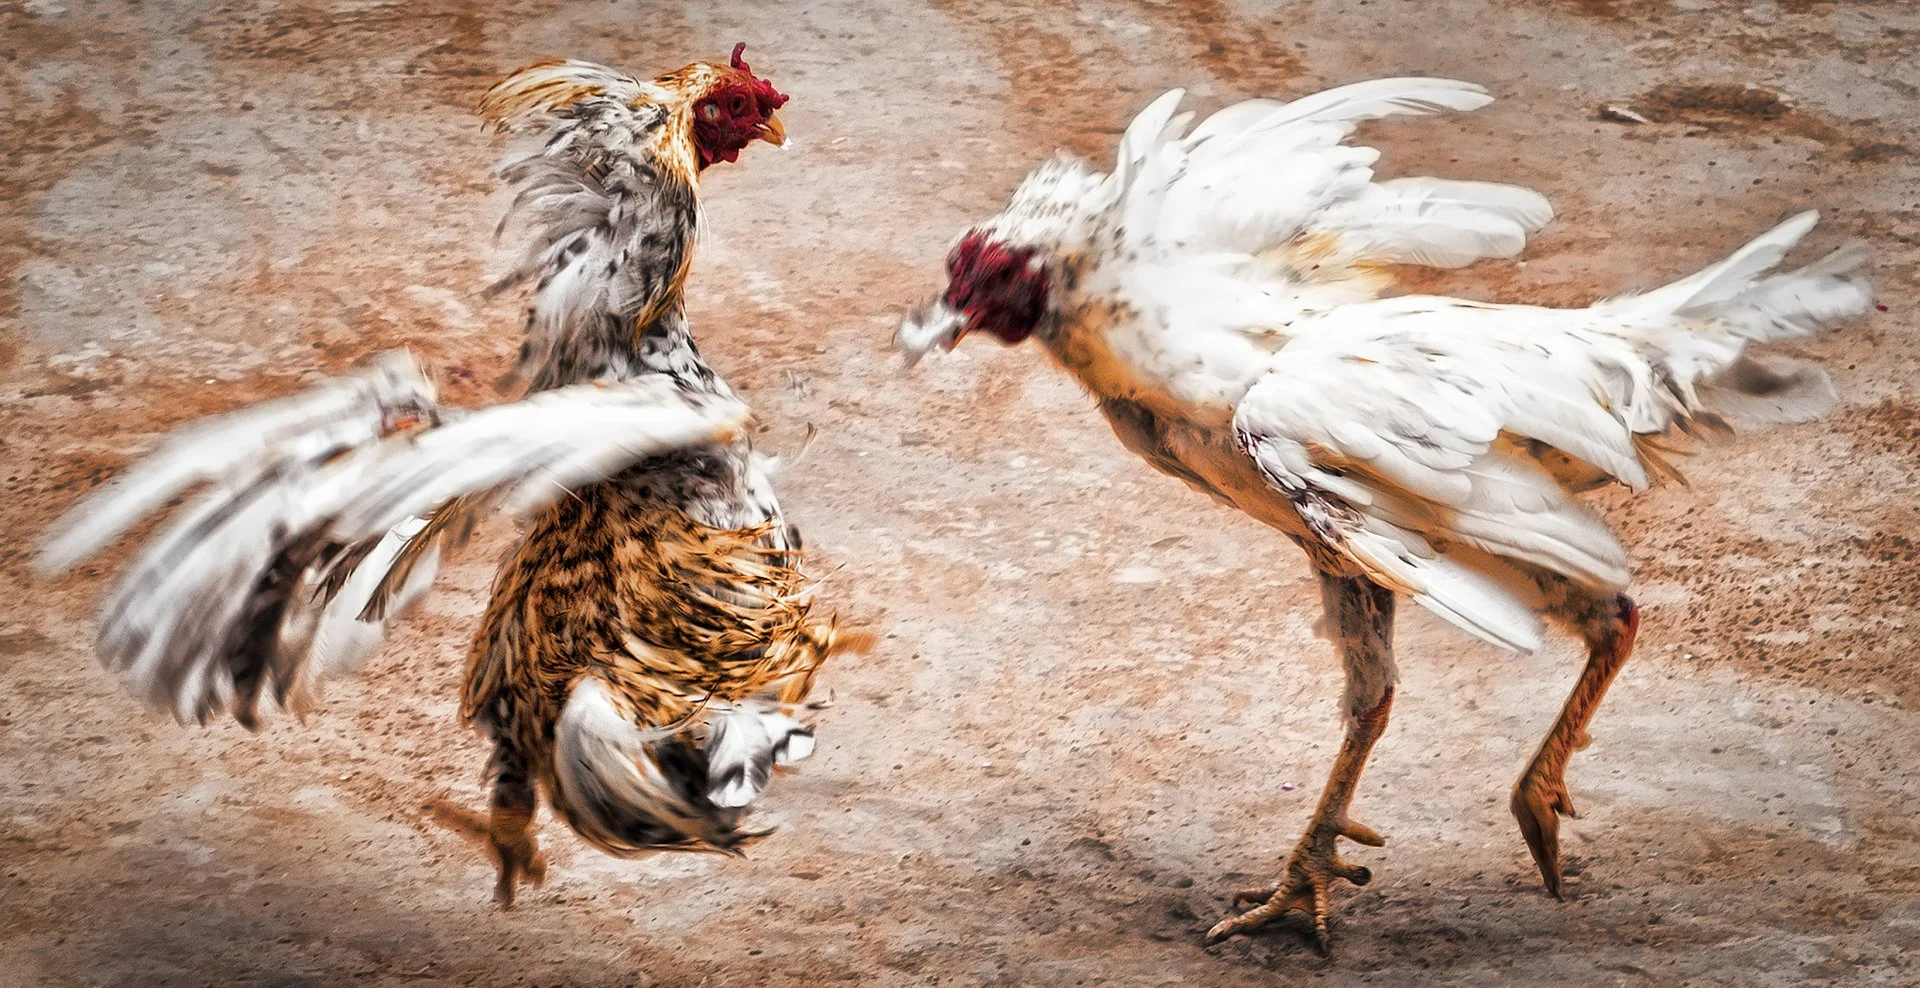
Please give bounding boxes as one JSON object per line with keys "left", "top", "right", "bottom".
{"left": 896, "top": 231, "right": 1052, "bottom": 361}
{"left": 686, "top": 43, "right": 789, "bottom": 169}
{"left": 896, "top": 158, "right": 1105, "bottom": 362}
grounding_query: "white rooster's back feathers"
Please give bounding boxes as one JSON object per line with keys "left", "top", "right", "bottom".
{"left": 1095, "top": 79, "right": 1538, "bottom": 267}
{"left": 1318, "top": 177, "right": 1555, "bottom": 269}
{"left": 989, "top": 78, "right": 1534, "bottom": 267}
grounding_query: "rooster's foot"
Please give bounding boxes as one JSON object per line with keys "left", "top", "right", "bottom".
{"left": 1205, "top": 816, "right": 1383, "bottom": 952}
{"left": 1511, "top": 767, "right": 1577, "bottom": 898}
{"left": 429, "top": 798, "right": 548, "bottom": 908}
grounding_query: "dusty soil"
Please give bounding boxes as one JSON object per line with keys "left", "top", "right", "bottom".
{"left": 4, "top": 0, "right": 1918, "bottom": 985}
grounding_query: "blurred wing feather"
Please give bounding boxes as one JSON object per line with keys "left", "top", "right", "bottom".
{"left": 37, "top": 355, "right": 748, "bottom": 726}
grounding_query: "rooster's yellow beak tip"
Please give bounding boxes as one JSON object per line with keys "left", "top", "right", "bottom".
{"left": 758, "top": 113, "right": 788, "bottom": 149}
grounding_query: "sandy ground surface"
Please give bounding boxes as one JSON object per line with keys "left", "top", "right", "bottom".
{"left": 4, "top": 0, "right": 1919, "bottom": 984}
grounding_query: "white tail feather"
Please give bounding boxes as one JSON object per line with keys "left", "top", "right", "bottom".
{"left": 1631, "top": 211, "right": 1821, "bottom": 315}
{"left": 705, "top": 702, "right": 816, "bottom": 809}
{"left": 1605, "top": 214, "right": 1869, "bottom": 398}
{"left": 552, "top": 678, "right": 736, "bottom": 853}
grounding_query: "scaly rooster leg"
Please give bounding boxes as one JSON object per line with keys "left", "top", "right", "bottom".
{"left": 1207, "top": 573, "right": 1397, "bottom": 952}
{"left": 429, "top": 745, "right": 548, "bottom": 908}
{"left": 1512, "top": 593, "right": 1638, "bottom": 898}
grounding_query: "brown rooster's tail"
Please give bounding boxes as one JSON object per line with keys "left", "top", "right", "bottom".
{"left": 547, "top": 677, "right": 815, "bottom": 856}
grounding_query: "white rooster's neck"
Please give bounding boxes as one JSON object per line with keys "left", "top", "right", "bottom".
{"left": 1038, "top": 274, "right": 1279, "bottom": 430}
{"left": 976, "top": 155, "right": 1108, "bottom": 256}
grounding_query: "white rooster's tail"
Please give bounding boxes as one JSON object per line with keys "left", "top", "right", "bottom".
{"left": 1620, "top": 211, "right": 1869, "bottom": 340}
{"left": 1604, "top": 211, "right": 1871, "bottom": 426}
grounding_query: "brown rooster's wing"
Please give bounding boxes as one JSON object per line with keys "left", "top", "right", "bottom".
{"left": 37, "top": 354, "right": 748, "bottom": 728}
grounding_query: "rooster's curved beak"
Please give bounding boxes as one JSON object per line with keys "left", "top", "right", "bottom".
{"left": 756, "top": 112, "right": 787, "bottom": 149}
{"left": 895, "top": 300, "right": 968, "bottom": 368}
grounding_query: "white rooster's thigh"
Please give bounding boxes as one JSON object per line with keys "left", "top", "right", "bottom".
{"left": 1315, "top": 571, "right": 1398, "bottom": 719}
{"left": 1527, "top": 566, "right": 1633, "bottom": 651}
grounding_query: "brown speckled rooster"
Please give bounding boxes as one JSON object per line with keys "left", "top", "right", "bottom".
{"left": 38, "top": 45, "right": 863, "bottom": 908}
{"left": 899, "top": 80, "right": 1868, "bottom": 950}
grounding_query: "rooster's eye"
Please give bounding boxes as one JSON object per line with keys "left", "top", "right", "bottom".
{"left": 700, "top": 102, "right": 720, "bottom": 121}
{"left": 731, "top": 95, "right": 749, "bottom": 114}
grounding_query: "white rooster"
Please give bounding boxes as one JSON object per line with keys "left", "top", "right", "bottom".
{"left": 898, "top": 79, "right": 1868, "bottom": 949}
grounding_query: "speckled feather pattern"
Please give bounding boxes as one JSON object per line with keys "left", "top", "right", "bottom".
{"left": 461, "top": 55, "right": 856, "bottom": 855}
{"left": 905, "top": 75, "right": 1871, "bottom": 949}
{"left": 36, "top": 53, "right": 854, "bottom": 890}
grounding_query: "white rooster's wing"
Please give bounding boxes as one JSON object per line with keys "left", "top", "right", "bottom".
{"left": 1232, "top": 322, "right": 1634, "bottom": 655}
{"left": 37, "top": 355, "right": 749, "bottom": 727}
{"left": 1108, "top": 79, "right": 1550, "bottom": 271}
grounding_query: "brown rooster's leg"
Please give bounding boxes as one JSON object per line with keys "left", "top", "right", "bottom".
{"left": 1512, "top": 593, "right": 1639, "bottom": 898}
{"left": 430, "top": 745, "right": 548, "bottom": 908}
{"left": 1207, "top": 573, "right": 1397, "bottom": 952}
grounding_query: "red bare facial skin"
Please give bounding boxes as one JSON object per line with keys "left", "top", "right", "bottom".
{"left": 691, "top": 43, "right": 789, "bottom": 170}
{"left": 942, "top": 232, "right": 1051, "bottom": 346}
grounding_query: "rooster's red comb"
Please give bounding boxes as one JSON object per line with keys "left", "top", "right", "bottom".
{"left": 728, "top": 42, "right": 789, "bottom": 110}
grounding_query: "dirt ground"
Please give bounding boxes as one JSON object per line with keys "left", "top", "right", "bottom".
{"left": 4, "top": 0, "right": 1918, "bottom": 984}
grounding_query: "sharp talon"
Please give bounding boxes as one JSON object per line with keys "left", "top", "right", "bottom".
{"left": 1232, "top": 883, "right": 1281, "bottom": 908}
{"left": 1344, "top": 864, "right": 1373, "bottom": 887}
{"left": 1206, "top": 905, "right": 1275, "bottom": 944}
{"left": 1313, "top": 930, "right": 1332, "bottom": 957}
{"left": 1339, "top": 819, "right": 1385, "bottom": 847}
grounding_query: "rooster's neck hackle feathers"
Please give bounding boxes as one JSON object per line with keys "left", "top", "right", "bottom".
{"left": 484, "top": 62, "right": 716, "bottom": 393}
{"left": 979, "top": 155, "right": 1109, "bottom": 255}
